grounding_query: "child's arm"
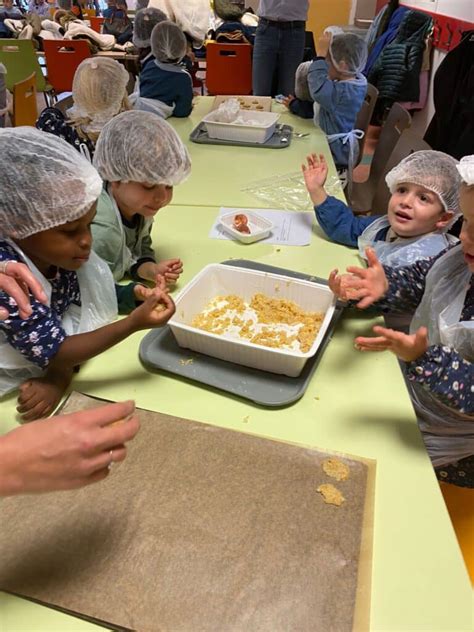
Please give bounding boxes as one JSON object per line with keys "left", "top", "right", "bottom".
{"left": 283, "top": 95, "right": 314, "bottom": 119}
{"left": 172, "top": 73, "right": 194, "bottom": 118}
{"left": 405, "top": 346, "right": 473, "bottom": 414}
{"left": 302, "top": 153, "right": 375, "bottom": 246}
{"left": 329, "top": 248, "right": 436, "bottom": 311}
{"left": 307, "top": 59, "right": 338, "bottom": 109}
{"left": 47, "top": 289, "right": 174, "bottom": 370}
{"left": 355, "top": 326, "right": 474, "bottom": 414}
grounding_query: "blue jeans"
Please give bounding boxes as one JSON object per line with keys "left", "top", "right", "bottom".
{"left": 252, "top": 20, "right": 306, "bottom": 96}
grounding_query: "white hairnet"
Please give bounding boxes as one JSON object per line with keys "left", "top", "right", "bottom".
{"left": 295, "top": 61, "right": 312, "bottom": 101}
{"left": 385, "top": 150, "right": 461, "bottom": 213}
{"left": 0, "top": 128, "right": 102, "bottom": 239}
{"left": 93, "top": 110, "right": 191, "bottom": 186}
{"left": 150, "top": 20, "right": 187, "bottom": 63}
{"left": 457, "top": 155, "right": 474, "bottom": 186}
{"left": 68, "top": 57, "right": 130, "bottom": 133}
{"left": 133, "top": 7, "right": 167, "bottom": 48}
{"left": 329, "top": 33, "right": 367, "bottom": 76}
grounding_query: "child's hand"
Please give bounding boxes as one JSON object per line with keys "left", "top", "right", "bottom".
{"left": 355, "top": 325, "right": 429, "bottom": 362}
{"left": 128, "top": 288, "right": 175, "bottom": 331}
{"left": 316, "top": 33, "right": 331, "bottom": 58}
{"left": 302, "top": 153, "right": 328, "bottom": 206}
{"left": 156, "top": 258, "right": 183, "bottom": 284}
{"left": 328, "top": 270, "right": 365, "bottom": 302}
{"left": 282, "top": 94, "right": 295, "bottom": 109}
{"left": 329, "top": 248, "right": 388, "bottom": 308}
{"left": 133, "top": 275, "right": 168, "bottom": 302}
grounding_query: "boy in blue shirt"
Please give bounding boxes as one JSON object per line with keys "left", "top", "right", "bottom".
{"left": 284, "top": 33, "right": 368, "bottom": 171}
{"left": 139, "top": 20, "right": 193, "bottom": 118}
{"left": 302, "top": 151, "right": 460, "bottom": 269}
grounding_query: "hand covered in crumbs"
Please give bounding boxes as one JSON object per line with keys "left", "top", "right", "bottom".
{"left": 134, "top": 274, "right": 168, "bottom": 302}
{"left": 128, "top": 286, "right": 175, "bottom": 330}
{"left": 328, "top": 248, "right": 389, "bottom": 308}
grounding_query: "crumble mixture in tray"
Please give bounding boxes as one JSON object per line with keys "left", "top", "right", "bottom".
{"left": 191, "top": 293, "right": 324, "bottom": 353}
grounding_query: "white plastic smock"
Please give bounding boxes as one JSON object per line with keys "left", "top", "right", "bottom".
{"left": 408, "top": 246, "right": 474, "bottom": 466}
{"left": 0, "top": 242, "right": 117, "bottom": 396}
{"left": 358, "top": 215, "right": 458, "bottom": 268}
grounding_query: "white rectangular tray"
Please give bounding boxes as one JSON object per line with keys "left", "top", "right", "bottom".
{"left": 168, "top": 263, "right": 336, "bottom": 377}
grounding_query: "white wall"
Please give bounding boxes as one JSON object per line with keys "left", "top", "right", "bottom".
{"left": 400, "top": 0, "right": 474, "bottom": 21}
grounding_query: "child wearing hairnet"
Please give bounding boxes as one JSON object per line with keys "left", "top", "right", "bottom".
{"left": 329, "top": 155, "right": 474, "bottom": 488}
{"left": 138, "top": 20, "right": 193, "bottom": 118}
{"left": 92, "top": 110, "right": 191, "bottom": 285}
{"left": 37, "top": 57, "right": 131, "bottom": 161}
{"left": 0, "top": 128, "right": 175, "bottom": 422}
{"left": 133, "top": 6, "right": 167, "bottom": 63}
{"left": 284, "top": 33, "right": 368, "bottom": 173}
{"left": 303, "top": 150, "right": 460, "bottom": 269}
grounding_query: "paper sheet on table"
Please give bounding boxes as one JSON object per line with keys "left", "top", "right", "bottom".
{"left": 209, "top": 207, "right": 314, "bottom": 246}
{"left": 0, "top": 392, "right": 375, "bottom": 632}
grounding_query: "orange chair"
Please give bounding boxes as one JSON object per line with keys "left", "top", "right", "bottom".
{"left": 90, "top": 16, "right": 105, "bottom": 33}
{"left": 12, "top": 72, "right": 37, "bottom": 126}
{"left": 205, "top": 42, "right": 252, "bottom": 95}
{"left": 43, "top": 39, "right": 91, "bottom": 95}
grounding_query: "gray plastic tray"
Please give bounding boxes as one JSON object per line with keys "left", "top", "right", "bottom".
{"left": 139, "top": 260, "right": 343, "bottom": 407}
{"left": 189, "top": 122, "right": 293, "bottom": 149}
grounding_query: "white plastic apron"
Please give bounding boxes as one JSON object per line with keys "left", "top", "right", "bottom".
{"left": 408, "top": 246, "right": 474, "bottom": 466}
{"left": 358, "top": 215, "right": 458, "bottom": 268}
{"left": 0, "top": 242, "right": 117, "bottom": 396}
{"left": 106, "top": 186, "right": 154, "bottom": 282}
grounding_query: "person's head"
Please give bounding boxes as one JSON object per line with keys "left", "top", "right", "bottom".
{"left": 150, "top": 20, "right": 187, "bottom": 64}
{"left": 327, "top": 33, "right": 367, "bottom": 80}
{"left": 458, "top": 155, "right": 474, "bottom": 273}
{"left": 214, "top": 0, "right": 245, "bottom": 21}
{"left": 385, "top": 150, "right": 461, "bottom": 238}
{"left": 4, "top": 0, "right": 14, "bottom": 11}
{"left": 57, "top": 0, "right": 72, "bottom": 10}
{"left": 93, "top": 110, "right": 191, "bottom": 220}
{"left": 68, "top": 57, "right": 130, "bottom": 139}
{"left": 135, "top": 0, "right": 149, "bottom": 9}
{"left": 106, "top": 0, "right": 116, "bottom": 8}
{"left": 295, "top": 61, "right": 312, "bottom": 101}
{"left": 133, "top": 7, "right": 167, "bottom": 50}
{"left": 0, "top": 128, "right": 102, "bottom": 276}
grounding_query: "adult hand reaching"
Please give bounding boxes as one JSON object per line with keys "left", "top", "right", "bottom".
{"left": 0, "top": 399, "right": 140, "bottom": 496}
{"left": 0, "top": 260, "right": 48, "bottom": 320}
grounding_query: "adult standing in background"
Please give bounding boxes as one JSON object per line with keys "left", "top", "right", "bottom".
{"left": 252, "top": 0, "right": 309, "bottom": 96}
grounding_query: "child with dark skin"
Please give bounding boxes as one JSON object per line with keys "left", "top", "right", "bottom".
{"left": 0, "top": 128, "right": 174, "bottom": 422}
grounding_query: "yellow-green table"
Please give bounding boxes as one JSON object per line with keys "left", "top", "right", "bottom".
{"left": 171, "top": 97, "right": 339, "bottom": 209}
{"left": 1, "top": 194, "right": 472, "bottom": 627}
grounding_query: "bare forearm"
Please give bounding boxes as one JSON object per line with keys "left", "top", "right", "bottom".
{"left": 309, "top": 186, "right": 327, "bottom": 206}
{"left": 49, "top": 317, "right": 136, "bottom": 369}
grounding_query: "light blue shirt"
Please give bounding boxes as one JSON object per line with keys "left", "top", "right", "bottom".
{"left": 257, "top": 0, "right": 308, "bottom": 22}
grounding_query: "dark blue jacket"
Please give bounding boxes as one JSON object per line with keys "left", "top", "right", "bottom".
{"left": 315, "top": 195, "right": 385, "bottom": 246}
{"left": 140, "top": 57, "right": 193, "bottom": 118}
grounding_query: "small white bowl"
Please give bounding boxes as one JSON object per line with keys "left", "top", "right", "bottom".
{"left": 219, "top": 211, "right": 273, "bottom": 244}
